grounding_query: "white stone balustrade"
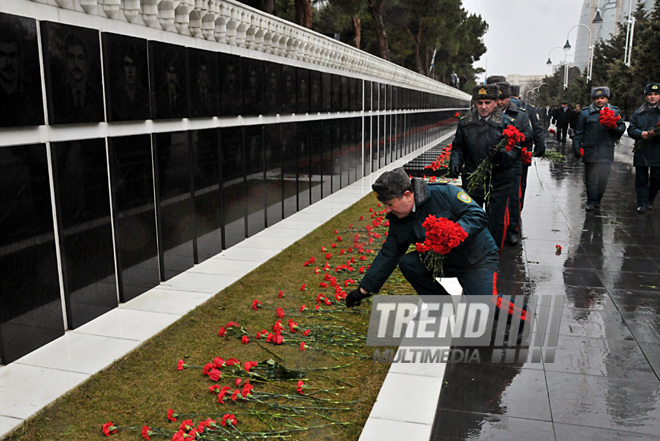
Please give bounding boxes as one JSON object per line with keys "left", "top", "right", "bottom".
{"left": 25, "top": 0, "right": 468, "bottom": 99}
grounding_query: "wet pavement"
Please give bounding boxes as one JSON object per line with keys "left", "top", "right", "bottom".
{"left": 430, "top": 137, "right": 660, "bottom": 440}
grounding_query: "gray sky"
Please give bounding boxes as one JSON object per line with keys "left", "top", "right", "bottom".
{"left": 461, "top": 0, "right": 584, "bottom": 81}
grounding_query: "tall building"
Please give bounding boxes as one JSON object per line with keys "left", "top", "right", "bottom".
{"left": 574, "top": 0, "right": 655, "bottom": 72}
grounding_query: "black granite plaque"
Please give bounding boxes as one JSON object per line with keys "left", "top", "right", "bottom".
{"left": 321, "top": 72, "right": 331, "bottom": 113}
{"left": 309, "top": 70, "right": 321, "bottom": 113}
{"left": 245, "top": 127, "right": 265, "bottom": 237}
{"left": 190, "top": 129, "right": 222, "bottom": 262}
{"left": 264, "top": 124, "right": 283, "bottom": 226}
{"left": 281, "top": 122, "right": 297, "bottom": 218}
{"left": 41, "top": 21, "right": 103, "bottom": 124}
{"left": 188, "top": 48, "right": 219, "bottom": 118}
{"left": 357, "top": 79, "right": 363, "bottom": 112}
{"left": 51, "top": 138, "right": 117, "bottom": 329}
{"left": 296, "top": 67, "right": 309, "bottom": 114}
{"left": 221, "top": 127, "right": 246, "bottom": 247}
{"left": 340, "top": 76, "right": 349, "bottom": 112}
{"left": 0, "top": 13, "right": 44, "bottom": 127}
{"left": 340, "top": 118, "right": 350, "bottom": 186}
{"left": 0, "top": 144, "right": 63, "bottom": 364}
{"left": 331, "top": 74, "right": 341, "bottom": 112}
{"left": 243, "top": 58, "right": 263, "bottom": 116}
{"left": 149, "top": 41, "right": 188, "bottom": 119}
{"left": 154, "top": 131, "right": 194, "bottom": 280}
{"left": 264, "top": 61, "right": 281, "bottom": 115}
{"left": 309, "top": 121, "right": 322, "bottom": 204}
{"left": 387, "top": 84, "right": 392, "bottom": 111}
{"left": 331, "top": 120, "right": 341, "bottom": 193}
{"left": 219, "top": 52, "right": 243, "bottom": 116}
{"left": 379, "top": 83, "right": 386, "bottom": 111}
{"left": 281, "top": 65, "right": 296, "bottom": 114}
{"left": 108, "top": 134, "right": 160, "bottom": 302}
{"left": 102, "top": 33, "right": 150, "bottom": 122}
{"left": 321, "top": 121, "right": 332, "bottom": 197}
{"left": 349, "top": 77, "right": 357, "bottom": 111}
{"left": 363, "top": 116, "right": 371, "bottom": 176}
{"left": 297, "top": 122, "right": 310, "bottom": 210}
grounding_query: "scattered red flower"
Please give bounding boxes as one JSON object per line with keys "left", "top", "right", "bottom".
{"left": 102, "top": 421, "right": 117, "bottom": 437}
{"left": 251, "top": 299, "right": 261, "bottom": 310}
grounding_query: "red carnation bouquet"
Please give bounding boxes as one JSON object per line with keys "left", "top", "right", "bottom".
{"left": 599, "top": 107, "right": 621, "bottom": 129}
{"left": 632, "top": 121, "right": 660, "bottom": 153}
{"left": 415, "top": 215, "right": 468, "bottom": 278}
{"left": 521, "top": 147, "right": 532, "bottom": 165}
{"left": 599, "top": 106, "right": 622, "bottom": 148}
{"left": 467, "top": 125, "right": 524, "bottom": 203}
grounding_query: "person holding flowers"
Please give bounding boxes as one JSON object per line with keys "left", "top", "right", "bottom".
{"left": 345, "top": 167, "right": 499, "bottom": 306}
{"left": 573, "top": 86, "right": 626, "bottom": 212}
{"left": 627, "top": 82, "right": 660, "bottom": 214}
{"left": 487, "top": 77, "right": 533, "bottom": 246}
{"left": 449, "top": 84, "right": 518, "bottom": 250}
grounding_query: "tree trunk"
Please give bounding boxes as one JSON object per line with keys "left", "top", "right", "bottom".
{"left": 352, "top": 15, "right": 361, "bottom": 49}
{"left": 264, "top": 0, "right": 276, "bottom": 15}
{"left": 295, "top": 0, "right": 312, "bottom": 28}
{"left": 414, "top": 20, "right": 424, "bottom": 75}
{"left": 366, "top": 0, "right": 390, "bottom": 61}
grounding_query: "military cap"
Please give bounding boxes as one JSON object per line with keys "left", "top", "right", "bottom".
{"left": 496, "top": 82, "right": 511, "bottom": 98}
{"left": 372, "top": 168, "right": 413, "bottom": 202}
{"left": 643, "top": 83, "right": 660, "bottom": 95}
{"left": 561, "top": 100, "right": 568, "bottom": 104}
{"left": 510, "top": 85, "right": 521, "bottom": 96}
{"left": 591, "top": 86, "right": 610, "bottom": 99}
{"left": 486, "top": 75, "right": 507, "bottom": 85}
{"left": 472, "top": 84, "right": 498, "bottom": 101}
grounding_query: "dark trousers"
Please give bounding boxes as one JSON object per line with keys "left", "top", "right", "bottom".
{"left": 473, "top": 193, "right": 510, "bottom": 250}
{"left": 399, "top": 251, "right": 498, "bottom": 296}
{"left": 507, "top": 174, "right": 522, "bottom": 234}
{"left": 635, "top": 166, "right": 660, "bottom": 207}
{"left": 584, "top": 162, "right": 612, "bottom": 205}
{"left": 556, "top": 125, "right": 568, "bottom": 142}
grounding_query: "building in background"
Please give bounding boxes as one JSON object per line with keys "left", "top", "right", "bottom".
{"left": 574, "top": 0, "right": 654, "bottom": 72}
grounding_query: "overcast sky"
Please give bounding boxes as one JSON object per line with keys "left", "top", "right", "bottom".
{"left": 461, "top": 0, "right": 584, "bottom": 81}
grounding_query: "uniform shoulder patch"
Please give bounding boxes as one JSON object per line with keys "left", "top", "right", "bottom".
{"left": 457, "top": 191, "right": 472, "bottom": 204}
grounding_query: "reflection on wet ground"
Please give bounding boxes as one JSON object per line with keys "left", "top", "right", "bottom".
{"left": 430, "top": 138, "right": 660, "bottom": 440}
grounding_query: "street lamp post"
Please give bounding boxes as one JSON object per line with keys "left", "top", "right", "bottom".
{"left": 547, "top": 47, "right": 569, "bottom": 89}
{"left": 564, "top": 23, "right": 594, "bottom": 82}
{"left": 624, "top": 0, "right": 637, "bottom": 66}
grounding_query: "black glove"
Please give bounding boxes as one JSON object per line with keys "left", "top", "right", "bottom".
{"left": 449, "top": 163, "right": 461, "bottom": 178}
{"left": 533, "top": 149, "right": 545, "bottom": 157}
{"left": 487, "top": 144, "right": 499, "bottom": 159}
{"left": 573, "top": 149, "right": 582, "bottom": 158}
{"left": 346, "top": 288, "right": 368, "bottom": 308}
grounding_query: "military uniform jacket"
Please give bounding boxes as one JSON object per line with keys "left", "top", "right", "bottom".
{"left": 359, "top": 179, "right": 498, "bottom": 294}
{"left": 449, "top": 107, "right": 517, "bottom": 198}
{"left": 519, "top": 101, "right": 546, "bottom": 156}
{"left": 627, "top": 103, "right": 660, "bottom": 167}
{"left": 505, "top": 100, "right": 533, "bottom": 174}
{"left": 573, "top": 103, "right": 626, "bottom": 163}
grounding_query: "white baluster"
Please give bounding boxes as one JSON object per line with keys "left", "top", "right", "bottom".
{"left": 142, "top": 0, "right": 159, "bottom": 27}
{"left": 100, "top": 0, "right": 121, "bottom": 18}
{"left": 79, "top": 0, "right": 97, "bottom": 14}
{"left": 202, "top": 12, "right": 216, "bottom": 40}
{"left": 122, "top": 0, "right": 141, "bottom": 23}
{"left": 189, "top": 9, "right": 203, "bottom": 37}
{"left": 158, "top": 1, "right": 176, "bottom": 32}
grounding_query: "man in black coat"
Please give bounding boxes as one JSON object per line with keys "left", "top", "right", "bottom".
{"left": 552, "top": 100, "right": 571, "bottom": 143}
{"left": 573, "top": 87, "right": 626, "bottom": 211}
{"left": 627, "top": 82, "right": 660, "bottom": 213}
{"left": 449, "top": 84, "right": 518, "bottom": 250}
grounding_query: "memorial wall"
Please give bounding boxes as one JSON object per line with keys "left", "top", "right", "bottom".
{"left": 0, "top": 0, "right": 470, "bottom": 364}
